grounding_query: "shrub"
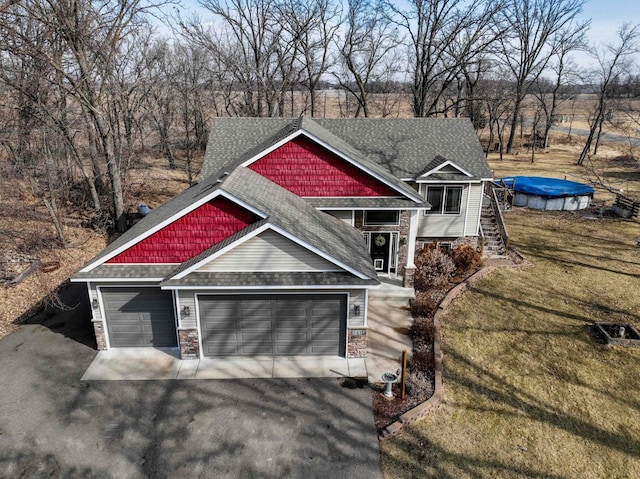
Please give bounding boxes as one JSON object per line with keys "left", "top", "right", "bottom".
{"left": 409, "top": 292, "right": 439, "bottom": 318}
{"left": 414, "top": 246, "right": 455, "bottom": 292}
{"left": 450, "top": 244, "right": 482, "bottom": 278}
{"left": 405, "top": 370, "right": 434, "bottom": 398}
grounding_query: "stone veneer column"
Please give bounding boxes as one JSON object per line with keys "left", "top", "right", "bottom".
{"left": 347, "top": 328, "right": 368, "bottom": 358}
{"left": 178, "top": 329, "right": 200, "bottom": 359}
{"left": 93, "top": 321, "right": 107, "bottom": 350}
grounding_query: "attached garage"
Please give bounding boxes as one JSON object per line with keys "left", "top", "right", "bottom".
{"left": 199, "top": 294, "right": 346, "bottom": 357}
{"left": 101, "top": 287, "right": 178, "bottom": 348}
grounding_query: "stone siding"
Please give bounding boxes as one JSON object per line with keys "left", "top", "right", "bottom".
{"left": 93, "top": 321, "right": 106, "bottom": 350}
{"left": 179, "top": 328, "right": 200, "bottom": 359}
{"left": 347, "top": 328, "right": 368, "bottom": 358}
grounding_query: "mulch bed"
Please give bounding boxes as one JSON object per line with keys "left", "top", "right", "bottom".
{"left": 370, "top": 265, "right": 484, "bottom": 432}
{"left": 371, "top": 377, "right": 434, "bottom": 430}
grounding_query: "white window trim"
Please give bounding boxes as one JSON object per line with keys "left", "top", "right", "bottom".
{"left": 423, "top": 186, "right": 464, "bottom": 216}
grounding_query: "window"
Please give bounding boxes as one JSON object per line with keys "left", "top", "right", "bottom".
{"left": 424, "top": 186, "right": 463, "bottom": 215}
{"left": 364, "top": 210, "right": 399, "bottom": 225}
{"left": 439, "top": 242, "right": 453, "bottom": 252}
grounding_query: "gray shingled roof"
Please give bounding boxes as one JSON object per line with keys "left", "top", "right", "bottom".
{"left": 72, "top": 264, "right": 178, "bottom": 281}
{"left": 314, "top": 118, "right": 492, "bottom": 179}
{"left": 202, "top": 117, "right": 423, "bottom": 202}
{"left": 161, "top": 272, "right": 379, "bottom": 288}
{"left": 308, "top": 197, "right": 429, "bottom": 209}
{"left": 201, "top": 117, "right": 492, "bottom": 182}
{"left": 74, "top": 167, "right": 379, "bottom": 284}
{"left": 216, "top": 167, "right": 378, "bottom": 280}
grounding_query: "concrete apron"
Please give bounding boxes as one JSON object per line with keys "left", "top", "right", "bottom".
{"left": 81, "top": 348, "right": 367, "bottom": 381}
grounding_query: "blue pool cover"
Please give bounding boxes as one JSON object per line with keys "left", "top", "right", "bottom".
{"left": 500, "top": 176, "right": 594, "bottom": 198}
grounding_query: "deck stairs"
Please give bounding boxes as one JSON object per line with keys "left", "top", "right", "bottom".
{"left": 481, "top": 195, "right": 507, "bottom": 258}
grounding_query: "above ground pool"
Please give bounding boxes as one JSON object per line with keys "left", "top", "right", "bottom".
{"left": 500, "top": 176, "right": 595, "bottom": 211}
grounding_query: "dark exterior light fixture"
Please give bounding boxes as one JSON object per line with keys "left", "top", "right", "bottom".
{"left": 91, "top": 299, "right": 99, "bottom": 309}
{"left": 181, "top": 306, "right": 191, "bottom": 317}
{"left": 353, "top": 305, "right": 360, "bottom": 316}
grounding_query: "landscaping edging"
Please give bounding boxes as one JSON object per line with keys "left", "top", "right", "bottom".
{"left": 378, "top": 266, "right": 499, "bottom": 440}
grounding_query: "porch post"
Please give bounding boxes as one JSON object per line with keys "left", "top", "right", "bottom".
{"left": 403, "top": 210, "right": 419, "bottom": 288}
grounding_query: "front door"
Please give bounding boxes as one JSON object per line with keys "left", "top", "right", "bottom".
{"left": 370, "top": 233, "right": 391, "bottom": 272}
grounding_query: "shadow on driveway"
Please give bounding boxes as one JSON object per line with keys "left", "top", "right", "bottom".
{"left": 0, "top": 284, "right": 382, "bottom": 478}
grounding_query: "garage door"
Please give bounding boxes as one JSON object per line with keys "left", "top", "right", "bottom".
{"left": 199, "top": 294, "right": 346, "bottom": 357}
{"left": 101, "top": 288, "right": 177, "bottom": 348}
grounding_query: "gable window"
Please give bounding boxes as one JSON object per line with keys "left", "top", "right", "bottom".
{"left": 424, "top": 186, "right": 463, "bottom": 215}
{"left": 364, "top": 210, "right": 400, "bottom": 225}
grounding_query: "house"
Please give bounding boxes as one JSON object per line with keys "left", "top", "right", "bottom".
{"left": 72, "top": 117, "right": 493, "bottom": 360}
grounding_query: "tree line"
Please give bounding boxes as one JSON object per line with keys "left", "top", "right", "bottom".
{"left": 0, "top": 0, "right": 638, "bottom": 239}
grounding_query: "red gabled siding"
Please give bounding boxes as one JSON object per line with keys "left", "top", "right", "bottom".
{"left": 107, "top": 197, "right": 258, "bottom": 264}
{"left": 248, "top": 136, "right": 398, "bottom": 197}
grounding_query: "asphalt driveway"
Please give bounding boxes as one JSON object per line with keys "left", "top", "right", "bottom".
{"left": 0, "top": 284, "right": 382, "bottom": 478}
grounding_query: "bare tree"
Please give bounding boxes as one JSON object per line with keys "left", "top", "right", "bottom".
{"left": 386, "top": 0, "right": 501, "bottom": 118}
{"left": 181, "top": 0, "right": 292, "bottom": 117}
{"left": 577, "top": 23, "right": 640, "bottom": 165}
{"left": 334, "top": 0, "right": 401, "bottom": 117}
{"left": 532, "top": 25, "right": 585, "bottom": 149}
{"left": 496, "top": 0, "right": 587, "bottom": 153}
{"left": 170, "top": 41, "right": 213, "bottom": 183}
{"left": 279, "top": 0, "right": 341, "bottom": 117}
{"left": 478, "top": 71, "right": 515, "bottom": 160}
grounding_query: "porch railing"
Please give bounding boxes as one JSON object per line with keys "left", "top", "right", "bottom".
{"left": 488, "top": 184, "right": 510, "bottom": 253}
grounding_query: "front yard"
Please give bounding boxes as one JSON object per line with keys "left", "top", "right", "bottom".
{"left": 380, "top": 150, "right": 640, "bottom": 478}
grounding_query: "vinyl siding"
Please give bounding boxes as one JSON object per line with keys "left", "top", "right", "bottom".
{"left": 347, "top": 289, "right": 366, "bottom": 327}
{"left": 196, "top": 230, "right": 343, "bottom": 272}
{"left": 464, "top": 183, "right": 483, "bottom": 236}
{"left": 324, "top": 210, "right": 354, "bottom": 225}
{"left": 88, "top": 283, "right": 103, "bottom": 324}
{"left": 176, "top": 290, "right": 197, "bottom": 329}
{"left": 417, "top": 184, "right": 470, "bottom": 237}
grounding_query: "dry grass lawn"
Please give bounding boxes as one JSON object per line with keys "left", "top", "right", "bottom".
{"left": 380, "top": 143, "right": 640, "bottom": 478}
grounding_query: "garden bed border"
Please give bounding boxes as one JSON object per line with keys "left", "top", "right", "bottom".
{"left": 378, "top": 266, "right": 499, "bottom": 440}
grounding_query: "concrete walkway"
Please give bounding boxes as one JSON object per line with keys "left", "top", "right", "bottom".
{"left": 82, "top": 348, "right": 367, "bottom": 380}
{"left": 365, "top": 277, "right": 415, "bottom": 384}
